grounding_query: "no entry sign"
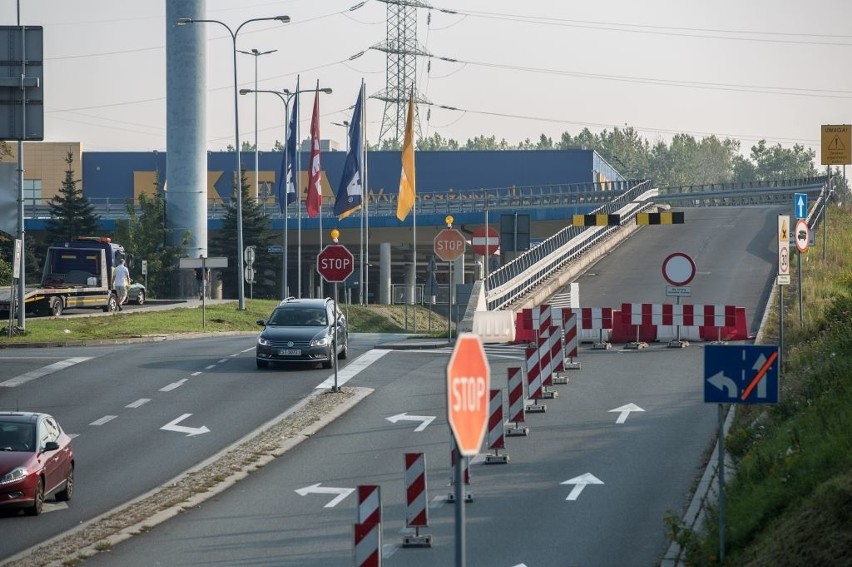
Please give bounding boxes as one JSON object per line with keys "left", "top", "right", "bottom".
{"left": 316, "top": 244, "right": 355, "bottom": 282}
{"left": 471, "top": 226, "right": 499, "bottom": 256}
{"left": 446, "top": 333, "right": 491, "bottom": 456}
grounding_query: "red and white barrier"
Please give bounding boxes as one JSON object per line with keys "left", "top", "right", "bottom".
{"left": 567, "top": 307, "right": 613, "bottom": 348}
{"left": 355, "top": 485, "right": 382, "bottom": 567}
{"left": 525, "top": 345, "right": 546, "bottom": 412}
{"left": 355, "top": 521, "right": 382, "bottom": 567}
{"left": 506, "top": 367, "right": 529, "bottom": 436}
{"left": 447, "top": 436, "right": 473, "bottom": 503}
{"left": 485, "top": 389, "right": 509, "bottom": 464}
{"left": 357, "top": 485, "right": 381, "bottom": 525}
{"left": 403, "top": 452, "right": 432, "bottom": 547}
{"left": 537, "top": 328, "right": 561, "bottom": 398}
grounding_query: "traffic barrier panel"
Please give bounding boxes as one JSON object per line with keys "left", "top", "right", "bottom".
{"left": 538, "top": 329, "right": 560, "bottom": 398}
{"left": 472, "top": 310, "right": 516, "bottom": 343}
{"left": 485, "top": 389, "right": 509, "bottom": 464}
{"left": 514, "top": 309, "right": 535, "bottom": 344}
{"left": 403, "top": 452, "right": 432, "bottom": 547}
{"left": 354, "top": 522, "right": 382, "bottom": 567}
{"left": 357, "top": 485, "right": 381, "bottom": 526}
{"left": 447, "top": 436, "right": 473, "bottom": 503}
{"left": 525, "top": 346, "right": 546, "bottom": 412}
{"left": 506, "top": 367, "right": 529, "bottom": 436}
{"left": 569, "top": 307, "right": 613, "bottom": 347}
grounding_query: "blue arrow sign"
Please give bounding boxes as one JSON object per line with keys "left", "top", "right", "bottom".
{"left": 794, "top": 193, "right": 807, "bottom": 220}
{"left": 704, "top": 345, "right": 780, "bottom": 404}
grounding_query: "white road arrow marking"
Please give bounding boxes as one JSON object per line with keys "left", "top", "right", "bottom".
{"left": 161, "top": 413, "right": 210, "bottom": 437}
{"left": 707, "top": 371, "right": 738, "bottom": 397}
{"left": 294, "top": 483, "right": 355, "bottom": 508}
{"left": 385, "top": 412, "right": 436, "bottom": 432}
{"left": 609, "top": 403, "right": 645, "bottom": 424}
{"left": 561, "top": 473, "right": 604, "bottom": 501}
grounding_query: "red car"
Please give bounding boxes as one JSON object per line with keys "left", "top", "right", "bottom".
{"left": 0, "top": 412, "right": 75, "bottom": 516}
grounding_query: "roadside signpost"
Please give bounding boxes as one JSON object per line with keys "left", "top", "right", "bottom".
{"left": 434, "top": 219, "right": 465, "bottom": 342}
{"left": 704, "top": 343, "right": 780, "bottom": 562}
{"left": 179, "top": 256, "right": 228, "bottom": 329}
{"left": 317, "top": 235, "right": 355, "bottom": 392}
{"left": 662, "top": 252, "right": 696, "bottom": 346}
{"left": 446, "top": 333, "right": 490, "bottom": 567}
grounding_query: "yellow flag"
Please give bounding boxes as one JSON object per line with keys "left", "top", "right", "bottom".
{"left": 396, "top": 92, "right": 415, "bottom": 221}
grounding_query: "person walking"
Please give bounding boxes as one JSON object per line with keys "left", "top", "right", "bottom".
{"left": 112, "top": 258, "right": 131, "bottom": 311}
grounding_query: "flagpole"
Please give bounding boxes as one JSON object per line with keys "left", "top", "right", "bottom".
{"left": 296, "top": 78, "right": 303, "bottom": 298}
{"left": 362, "top": 80, "right": 370, "bottom": 305}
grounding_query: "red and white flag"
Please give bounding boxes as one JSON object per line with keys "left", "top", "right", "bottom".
{"left": 307, "top": 82, "right": 322, "bottom": 218}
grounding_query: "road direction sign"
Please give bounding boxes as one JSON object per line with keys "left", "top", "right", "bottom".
{"left": 471, "top": 226, "right": 499, "bottom": 256}
{"left": 317, "top": 244, "right": 355, "bottom": 282}
{"left": 446, "top": 333, "right": 490, "bottom": 456}
{"left": 794, "top": 193, "right": 808, "bottom": 220}
{"left": 179, "top": 257, "right": 228, "bottom": 269}
{"left": 433, "top": 228, "right": 466, "bottom": 262}
{"left": 662, "top": 252, "right": 696, "bottom": 286}
{"left": 704, "top": 344, "right": 779, "bottom": 404}
{"left": 795, "top": 219, "right": 809, "bottom": 253}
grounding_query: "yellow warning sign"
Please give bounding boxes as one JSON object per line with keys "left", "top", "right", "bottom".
{"left": 821, "top": 124, "right": 851, "bottom": 165}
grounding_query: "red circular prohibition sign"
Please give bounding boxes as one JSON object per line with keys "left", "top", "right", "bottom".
{"left": 662, "top": 252, "right": 696, "bottom": 286}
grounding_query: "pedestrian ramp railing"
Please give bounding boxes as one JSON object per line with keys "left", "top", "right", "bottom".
{"left": 484, "top": 180, "right": 655, "bottom": 311}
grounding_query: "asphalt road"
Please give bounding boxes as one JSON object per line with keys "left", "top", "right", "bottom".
{"left": 0, "top": 205, "right": 784, "bottom": 566}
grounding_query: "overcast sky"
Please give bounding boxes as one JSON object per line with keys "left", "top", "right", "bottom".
{"left": 4, "top": 0, "right": 849, "bottom": 166}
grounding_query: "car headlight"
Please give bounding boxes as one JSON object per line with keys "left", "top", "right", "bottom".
{"left": 311, "top": 335, "right": 330, "bottom": 347}
{"left": 0, "top": 466, "right": 28, "bottom": 485}
{"left": 257, "top": 336, "right": 271, "bottom": 346}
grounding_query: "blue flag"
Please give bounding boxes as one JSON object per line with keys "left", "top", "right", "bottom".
{"left": 278, "top": 77, "right": 300, "bottom": 212}
{"left": 334, "top": 85, "right": 364, "bottom": 219}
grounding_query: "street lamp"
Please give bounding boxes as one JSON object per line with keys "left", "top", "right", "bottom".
{"left": 240, "top": 86, "right": 333, "bottom": 299}
{"left": 237, "top": 48, "right": 277, "bottom": 203}
{"left": 176, "top": 15, "right": 290, "bottom": 311}
{"left": 331, "top": 121, "right": 350, "bottom": 152}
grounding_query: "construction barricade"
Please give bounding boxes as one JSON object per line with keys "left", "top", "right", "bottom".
{"left": 485, "top": 389, "right": 509, "bottom": 463}
{"left": 506, "top": 367, "right": 529, "bottom": 436}
{"left": 355, "top": 485, "right": 382, "bottom": 567}
{"left": 403, "top": 453, "right": 431, "bottom": 547}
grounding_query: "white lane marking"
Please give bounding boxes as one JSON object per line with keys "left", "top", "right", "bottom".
{"left": 240, "top": 347, "right": 254, "bottom": 354}
{"left": 160, "top": 379, "right": 187, "bottom": 392}
{"left": 191, "top": 371, "right": 202, "bottom": 376}
{"left": 126, "top": 398, "right": 151, "bottom": 409}
{"left": 204, "top": 364, "right": 216, "bottom": 370}
{"left": 382, "top": 544, "right": 399, "bottom": 559}
{"left": 314, "top": 349, "right": 391, "bottom": 390}
{"left": 0, "top": 357, "right": 92, "bottom": 387}
{"left": 90, "top": 415, "right": 118, "bottom": 426}
{"left": 217, "top": 358, "right": 227, "bottom": 363}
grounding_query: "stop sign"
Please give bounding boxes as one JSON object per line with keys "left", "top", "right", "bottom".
{"left": 471, "top": 226, "right": 499, "bottom": 256}
{"left": 316, "top": 244, "right": 355, "bottom": 282}
{"left": 447, "top": 333, "right": 491, "bottom": 456}
{"left": 433, "top": 228, "right": 466, "bottom": 262}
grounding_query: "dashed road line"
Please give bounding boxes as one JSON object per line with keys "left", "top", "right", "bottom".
{"left": 0, "top": 357, "right": 93, "bottom": 387}
{"left": 90, "top": 415, "right": 118, "bottom": 426}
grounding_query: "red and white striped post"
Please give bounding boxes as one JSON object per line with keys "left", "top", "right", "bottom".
{"left": 354, "top": 521, "right": 382, "bottom": 567}
{"left": 525, "top": 345, "right": 546, "bottom": 413}
{"left": 402, "top": 453, "right": 432, "bottom": 547}
{"left": 559, "top": 310, "right": 581, "bottom": 372}
{"left": 537, "top": 328, "right": 559, "bottom": 399}
{"left": 506, "top": 366, "right": 529, "bottom": 436}
{"left": 447, "top": 433, "right": 473, "bottom": 503}
{"left": 485, "top": 389, "right": 509, "bottom": 464}
{"left": 355, "top": 485, "right": 382, "bottom": 566}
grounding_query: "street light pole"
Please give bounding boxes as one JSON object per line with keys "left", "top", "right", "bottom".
{"left": 240, "top": 86, "right": 333, "bottom": 299}
{"left": 331, "top": 121, "right": 350, "bottom": 152}
{"left": 177, "top": 15, "right": 289, "bottom": 311}
{"left": 237, "top": 48, "right": 276, "bottom": 203}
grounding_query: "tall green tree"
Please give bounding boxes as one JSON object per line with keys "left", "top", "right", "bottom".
{"left": 113, "top": 191, "right": 188, "bottom": 299}
{"left": 209, "top": 169, "right": 276, "bottom": 299}
{"left": 45, "top": 151, "right": 100, "bottom": 244}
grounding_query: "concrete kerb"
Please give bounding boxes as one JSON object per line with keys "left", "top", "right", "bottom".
{"left": 0, "top": 386, "right": 374, "bottom": 567}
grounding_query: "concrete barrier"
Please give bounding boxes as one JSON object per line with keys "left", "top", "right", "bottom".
{"left": 472, "top": 310, "right": 516, "bottom": 344}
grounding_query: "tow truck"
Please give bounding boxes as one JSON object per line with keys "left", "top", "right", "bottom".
{"left": 0, "top": 236, "right": 131, "bottom": 317}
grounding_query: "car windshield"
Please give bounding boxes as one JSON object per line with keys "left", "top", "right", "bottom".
{"left": 269, "top": 308, "right": 327, "bottom": 327}
{"left": 0, "top": 421, "right": 36, "bottom": 452}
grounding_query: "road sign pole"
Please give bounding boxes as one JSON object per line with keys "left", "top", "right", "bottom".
{"left": 447, "top": 260, "right": 452, "bottom": 343}
{"left": 798, "top": 251, "right": 804, "bottom": 327}
{"left": 333, "top": 281, "right": 339, "bottom": 392}
{"left": 454, "top": 438, "right": 465, "bottom": 567}
{"left": 717, "top": 403, "right": 726, "bottom": 563}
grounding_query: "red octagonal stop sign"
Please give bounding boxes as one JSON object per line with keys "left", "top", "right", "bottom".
{"left": 447, "top": 333, "right": 491, "bottom": 456}
{"left": 317, "top": 244, "right": 355, "bottom": 282}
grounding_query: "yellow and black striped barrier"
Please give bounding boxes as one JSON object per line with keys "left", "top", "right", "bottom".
{"left": 636, "top": 211, "right": 684, "bottom": 225}
{"left": 572, "top": 214, "right": 621, "bottom": 227}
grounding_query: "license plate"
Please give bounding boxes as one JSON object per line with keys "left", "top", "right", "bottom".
{"left": 278, "top": 348, "right": 301, "bottom": 356}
